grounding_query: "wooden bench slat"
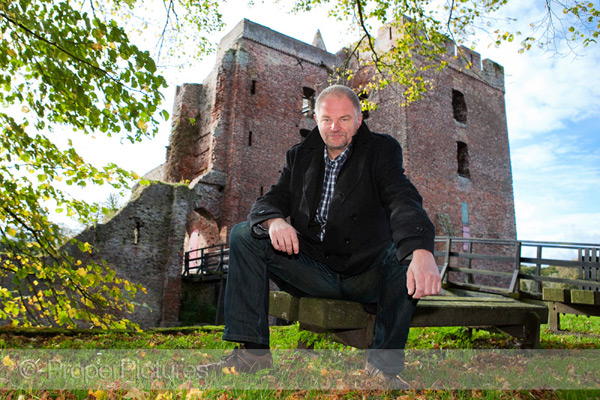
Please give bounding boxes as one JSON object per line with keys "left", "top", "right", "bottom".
{"left": 270, "top": 291, "right": 300, "bottom": 321}
{"left": 298, "top": 297, "right": 369, "bottom": 329}
{"left": 412, "top": 297, "right": 547, "bottom": 327}
{"left": 542, "top": 288, "right": 571, "bottom": 303}
{"left": 570, "top": 289, "right": 600, "bottom": 305}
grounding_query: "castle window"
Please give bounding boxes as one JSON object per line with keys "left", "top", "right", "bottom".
{"left": 133, "top": 220, "right": 142, "bottom": 244}
{"left": 251, "top": 80, "right": 257, "bottom": 95}
{"left": 457, "top": 141, "right": 470, "bottom": 178}
{"left": 248, "top": 131, "right": 253, "bottom": 146}
{"left": 452, "top": 89, "right": 467, "bottom": 123}
{"left": 302, "top": 87, "right": 315, "bottom": 117}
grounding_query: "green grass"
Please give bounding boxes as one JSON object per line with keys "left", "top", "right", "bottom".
{"left": 0, "top": 314, "right": 599, "bottom": 399}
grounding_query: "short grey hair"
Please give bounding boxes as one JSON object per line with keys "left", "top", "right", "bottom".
{"left": 315, "top": 85, "right": 362, "bottom": 116}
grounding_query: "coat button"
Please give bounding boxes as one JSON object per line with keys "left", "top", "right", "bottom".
{"left": 257, "top": 209, "right": 266, "bottom": 215}
{"left": 344, "top": 238, "right": 350, "bottom": 244}
{"left": 415, "top": 226, "right": 424, "bottom": 233}
{"left": 349, "top": 213, "right": 357, "bottom": 220}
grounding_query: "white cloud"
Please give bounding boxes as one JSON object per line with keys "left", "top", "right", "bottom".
{"left": 469, "top": 2, "right": 600, "bottom": 142}
{"left": 516, "top": 200, "right": 600, "bottom": 244}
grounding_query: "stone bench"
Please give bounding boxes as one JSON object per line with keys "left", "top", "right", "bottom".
{"left": 269, "top": 290, "right": 548, "bottom": 349}
{"left": 543, "top": 288, "right": 600, "bottom": 331}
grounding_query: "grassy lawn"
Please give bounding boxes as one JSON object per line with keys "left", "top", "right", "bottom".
{"left": 0, "top": 314, "right": 599, "bottom": 399}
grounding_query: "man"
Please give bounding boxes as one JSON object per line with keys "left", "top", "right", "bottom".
{"left": 199, "top": 85, "right": 441, "bottom": 385}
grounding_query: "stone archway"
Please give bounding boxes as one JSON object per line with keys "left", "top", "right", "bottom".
{"left": 183, "top": 208, "right": 221, "bottom": 273}
{"left": 180, "top": 207, "right": 223, "bottom": 324}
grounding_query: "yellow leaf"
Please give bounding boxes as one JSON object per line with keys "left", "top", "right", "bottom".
{"left": 2, "top": 355, "right": 16, "bottom": 368}
{"left": 136, "top": 120, "right": 148, "bottom": 132}
{"left": 6, "top": 227, "right": 16, "bottom": 237}
{"left": 76, "top": 267, "right": 86, "bottom": 276}
{"left": 21, "top": 106, "right": 30, "bottom": 113}
{"left": 185, "top": 389, "right": 204, "bottom": 400}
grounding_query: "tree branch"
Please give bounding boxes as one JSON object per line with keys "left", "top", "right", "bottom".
{"left": 0, "top": 12, "right": 110, "bottom": 78}
{"left": 0, "top": 11, "right": 148, "bottom": 96}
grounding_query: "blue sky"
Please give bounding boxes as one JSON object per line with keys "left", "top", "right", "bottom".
{"left": 511, "top": 115, "right": 600, "bottom": 243}
{"left": 64, "top": 1, "right": 600, "bottom": 245}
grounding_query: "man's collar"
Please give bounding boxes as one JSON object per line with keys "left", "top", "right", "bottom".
{"left": 323, "top": 143, "right": 352, "bottom": 163}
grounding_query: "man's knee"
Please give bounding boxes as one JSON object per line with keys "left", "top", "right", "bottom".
{"left": 229, "top": 221, "right": 252, "bottom": 244}
{"left": 229, "top": 221, "right": 269, "bottom": 257}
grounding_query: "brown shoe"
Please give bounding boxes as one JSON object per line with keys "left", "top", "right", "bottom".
{"left": 365, "top": 359, "right": 410, "bottom": 390}
{"left": 197, "top": 348, "right": 273, "bottom": 376}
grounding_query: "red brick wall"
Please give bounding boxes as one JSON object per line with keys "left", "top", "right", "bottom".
{"left": 213, "top": 40, "right": 333, "bottom": 238}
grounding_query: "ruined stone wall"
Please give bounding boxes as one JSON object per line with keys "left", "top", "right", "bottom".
{"left": 72, "top": 182, "right": 202, "bottom": 328}
{"left": 164, "top": 83, "right": 218, "bottom": 183}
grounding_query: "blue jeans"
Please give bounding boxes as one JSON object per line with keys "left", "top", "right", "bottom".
{"left": 222, "top": 221, "right": 418, "bottom": 373}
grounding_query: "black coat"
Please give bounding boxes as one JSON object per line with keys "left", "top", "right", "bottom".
{"left": 248, "top": 122, "right": 435, "bottom": 276}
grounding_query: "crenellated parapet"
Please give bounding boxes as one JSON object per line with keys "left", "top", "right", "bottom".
{"left": 374, "top": 21, "right": 505, "bottom": 92}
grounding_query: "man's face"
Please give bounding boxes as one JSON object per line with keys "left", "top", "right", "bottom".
{"left": 314, "top": 94, "right": 363, "bottom": 159}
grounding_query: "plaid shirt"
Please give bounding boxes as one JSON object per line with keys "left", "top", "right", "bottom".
{"left": 314, "top": 146, "right": 352, "bottom": 240}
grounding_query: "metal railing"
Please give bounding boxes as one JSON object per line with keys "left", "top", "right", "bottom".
{"left": 183, "top": 243, "right": 229, "bottom": 277}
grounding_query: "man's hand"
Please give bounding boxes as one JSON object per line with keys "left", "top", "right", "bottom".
{"left": 262, "top": 218, "right": 299, "bottom": 255}
{"left": 406, "top": 249, "right": 442, "bottom": 299}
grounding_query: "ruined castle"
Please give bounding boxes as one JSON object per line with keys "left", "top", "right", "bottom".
{"left": 78, "top": 19, "right": 516, "bottom": 327}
